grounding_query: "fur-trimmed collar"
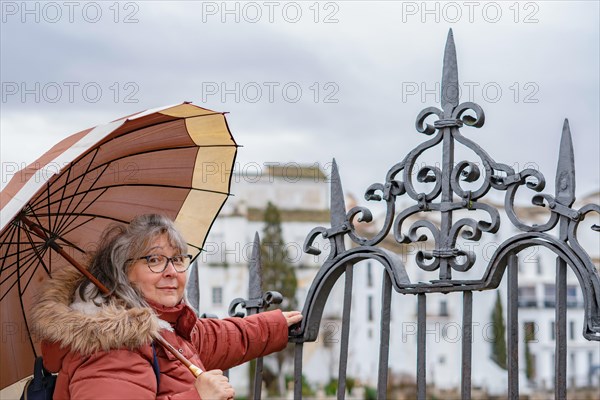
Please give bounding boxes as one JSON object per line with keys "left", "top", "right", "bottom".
{"left": 31, "top": 267, "right": 160, "bottom": 355}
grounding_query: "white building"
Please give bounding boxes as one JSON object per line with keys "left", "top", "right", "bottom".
{"left": 190, "top": 163, "right": 337, "bottom": 395}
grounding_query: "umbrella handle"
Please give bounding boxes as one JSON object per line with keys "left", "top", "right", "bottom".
{"left": 155, "top": 334, "right": 204, "bottom": 377}
{"left": 19, "top": 215, "right": 205, "bottom": 379}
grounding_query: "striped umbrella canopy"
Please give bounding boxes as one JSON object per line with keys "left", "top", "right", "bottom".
{"left": 0, "top": 102, "right": 237, "bottom": 389}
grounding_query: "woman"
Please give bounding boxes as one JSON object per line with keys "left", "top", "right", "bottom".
{"left": 32, "top": 214, "right": 302, "bottom": 399}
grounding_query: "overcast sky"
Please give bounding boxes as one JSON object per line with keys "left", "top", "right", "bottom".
{"left": 1, "top": 1, "right": 599, "bottom": 206}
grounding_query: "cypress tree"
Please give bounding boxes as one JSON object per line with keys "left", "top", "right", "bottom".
{"left": 260, "top": 202, "right": 298, "bottom": 395}
{"left": 261, "top": 202, "right": 298, "bottom": 309}
{"left": 524, "top": 324, "right": 535, "bottom": 381}
{"left": 490, "top": 290, "right": 508, "bottom": 370}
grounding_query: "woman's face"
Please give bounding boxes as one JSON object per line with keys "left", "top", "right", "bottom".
{"left": 127, "top": 234, "right": 188, "bottom": 307}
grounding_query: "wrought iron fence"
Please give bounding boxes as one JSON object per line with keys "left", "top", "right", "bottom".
{"left": 230, "top": 29, "right": 600, "bottom": 400}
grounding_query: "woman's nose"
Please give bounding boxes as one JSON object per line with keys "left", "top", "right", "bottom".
{"left": 162, "top": 259, "right": 177, "bottom": 276}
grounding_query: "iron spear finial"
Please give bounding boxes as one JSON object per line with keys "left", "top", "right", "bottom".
{"left": 555, "top": 119, "right": 576, "bottom": 207}
{"left": 441, "top": 28, "right": 459, "bottom": 116}
{"left": 329, "top": 158, "right": 347, "bottom": 228}
{"left": 248, "top": 231, "right": 263, "bottom": 299}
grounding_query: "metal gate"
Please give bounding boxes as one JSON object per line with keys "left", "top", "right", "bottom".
{"left": 231, "top": 29, "right": 600, "bottom": 399}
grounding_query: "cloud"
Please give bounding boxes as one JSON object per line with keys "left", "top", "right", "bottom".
{"left": 1, "top": 1, "right": 598, "bottom": 199}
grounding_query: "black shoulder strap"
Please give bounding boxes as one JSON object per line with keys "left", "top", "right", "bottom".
{"left": 20, "top": 357, "right": 56, "bottom": 400}
{"left": 150, "top": 342, "right": 160, "bottom": 391}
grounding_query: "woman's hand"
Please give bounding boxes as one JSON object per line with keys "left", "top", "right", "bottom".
{"left": 282, "top": 311, "right": 303, "bottom": 327}
{"left": 194, "top": 369, "right": 234, "bottom": 400}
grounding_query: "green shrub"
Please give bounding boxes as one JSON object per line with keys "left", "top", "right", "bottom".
{"left": 346, "top": 377, "right": 356, "bottom": 394}
{"left": 365, "top": 385, "right": 377, "bottom": 400}
{"left": 324, "top": 378, "right": 338, "bottom": 396}
{"left": 285, "top": 374, "right": 315, "bottom": 397}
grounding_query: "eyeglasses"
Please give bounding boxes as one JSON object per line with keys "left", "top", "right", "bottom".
{"left": 130, "top": 254, "right": 193, "bottom": 273}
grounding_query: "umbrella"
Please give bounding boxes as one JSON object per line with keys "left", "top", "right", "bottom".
{"left": 0, "top": 102, "right": 237, "bottom": 389}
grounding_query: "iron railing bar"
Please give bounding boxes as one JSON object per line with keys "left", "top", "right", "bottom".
{"left": 294, "top": 343, "right": 304, "bottom": 400}
{"left": 252, "top": 358, "right": 263, "bottom": 400}
{"left": 417, "top": 293, "right": 426, "bottom": 400}
{"left": 337, "top": 264, "right": 353, "bottom": 400}
{"left": 244, "top": 306, "right": 261, "bottom": 399}
{"left": 555, "top": 257, "right": 567, "bottom": 399}
{"left": 507, "top": 254, "right": 519, "bottom": 399}
{"left": 377, "top": 273, "right": 392, "bottom": 400}
{"left": 461, "top": 291, "right": 473, "bottom": 400}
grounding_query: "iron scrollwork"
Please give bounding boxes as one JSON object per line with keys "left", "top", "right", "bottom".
{"left": 296, "top": 29, "right": 600, "bottom": 342}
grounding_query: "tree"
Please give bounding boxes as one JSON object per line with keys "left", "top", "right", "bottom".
{"left": 260, "top": 202, "right": 298, "bottom": 310}
{"left": 524, "top": 323, "right": 536, "bottom": 381}
{"left": 490, "top": 290, "right": 508, "bottom": 370}
{"left": 260, "top": 202, "right": 298, "bottom": 396}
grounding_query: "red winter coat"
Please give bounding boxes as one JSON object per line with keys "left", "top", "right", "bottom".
{"left": 32, "top": 268, "right": 289, "bottom": 399}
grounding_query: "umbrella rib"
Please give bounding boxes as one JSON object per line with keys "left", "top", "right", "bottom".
{"left": 29, "top": 152, "right": 105, "bottom": 230}
{"left": 45, "top": 181, "right": 52, "bottom": 237}
{"left": 45, "top": 185, "right": 108, "bottom": 244}
{"left": 53, "top": 158, "right": 77, "bottom": 238}
{"left": 54, "top": 159, "right": 74, "bottom": 230}
{"left": 9, "top": 209, "right": 88, "bottom": 262}
{"left": 29, "top": 198, "right": 103, "bottom": 257}
{"left": 30, "top": 171, "right": 109, "bottom": 236}
{"left": 0, "top": 222, "right": 20, "bottom": 275}
{"left": 50, "top": 232, "right": 90, "bottom": 257}
{"left": 21, "top": 208, "right": 62, "bottom": 246}
{"left": 15, "top": 230, "right": 38, "bottom": 358}
{"left": 27, "top": 212, "right": 130, "bottom": 225}
{"left": 53, "top": 148, "right": 102, "bottom": 235}
{"left": 0, "top": 256, "right": 41, "bottom": 288}
{"left": 55, "top": 215, "right": 97, "bottom": 244}
{"left": 29, "top": 185, "right": 230, "bottom": 215}
{"left": 22, "top": 224, "right": 52, "bottom": 276}
{"left": 51, "top": 181, "right": 108, "bottom": 239}
{"left": 21, "top": 255, "right": 49, "bottom": 295}
{"left": 0, "top": 244, "right": 45, "bottom": 288}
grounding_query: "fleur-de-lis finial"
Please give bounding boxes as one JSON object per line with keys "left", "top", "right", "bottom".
{"left": 441, "top": 28, "right": 459, "bottom": 116}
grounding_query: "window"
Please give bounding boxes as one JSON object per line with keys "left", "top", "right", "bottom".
{"left": 566, "top": 285, "right": 578, "bottom": 308}
{"left": 588, "top": 352, "right": 594, "bottom": 387}
{"left": 367, "top": 295, "right": 373, "bottom": 322}
{"left": 528, "top": 354, "right": 537, "bottom": 380}
{"left": 367, "top": 262, "right": 373, "bottom": 288}
{"left": 544, "top": 284, "right": 556, "bottom": 308}
{"left": 569, "top": 320, "right": 575, "bottom": 341}
{"left": 212, "top": 287, "right": 223, "bottom": 306}
{"left": 551, "top": 353, "right": 555, "bottom": 383}
{"left": 550, "top": 321, "right": 555, "bottom": 341}
{"left": 523, "top": 321, "right": 536, "bottom": 342}
{"left": 535, "top": 256, "right": 542, "bottom": 275}
{"left": 518, "top": 286, "right": 537, "bottom": 308}
{"left": 570, "top": 353, "right": 576, "bottom": 387}
{"left": 439, "top": 300, "right": 448, "bottom": 317}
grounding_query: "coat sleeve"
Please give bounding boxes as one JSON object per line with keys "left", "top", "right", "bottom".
{"left": 194, "top": 309, "right": 289, "bottom": 371}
